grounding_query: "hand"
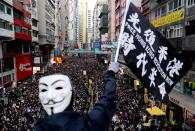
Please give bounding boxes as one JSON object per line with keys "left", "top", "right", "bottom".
{"left": 108, "top": 62, "right": 120, "bottom": 73}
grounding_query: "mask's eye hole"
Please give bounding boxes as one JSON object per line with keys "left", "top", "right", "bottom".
{"left": 41, "top": 89, "right": 47, "bottom": 92}
{"left": 56, "top": 87, "right": 63, "bottom": 90}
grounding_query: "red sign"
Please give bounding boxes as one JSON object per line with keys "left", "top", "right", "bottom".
{"left": 16, "top": 54, "right": 33, "bottom": 81}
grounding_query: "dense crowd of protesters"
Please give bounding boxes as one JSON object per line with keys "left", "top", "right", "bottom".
{"left": 0, "top": 55, "right": 183, "bottom": 130}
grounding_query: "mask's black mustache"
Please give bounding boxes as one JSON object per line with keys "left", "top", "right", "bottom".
{"left": 44, "top": 100, "right": 57, "bottom": 105}
{"left": 43, "top": 97, "right": 66, "bottom": 105}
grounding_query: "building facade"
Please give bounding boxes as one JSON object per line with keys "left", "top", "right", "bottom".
{"left": 87, "top": 8, "right": 93, "bottom": 50}
{"left": 58, "top": 0, "right": 66, "bottom": 51}
{"left": 76, "top": 0, "right": 83, "bottom": 48}
{"left": 115, "top": 0, "right": 126, "bottom": 40}
{"left": 0, "top": 0, "right": 33, "bottom": 87}
{"left": 82, "top": 0, "right": 87, "bottom": 48}
{"left": 64, "top": 0, "right": 78, "bottom": 49}
{"left": 0, "top": 0, "right": 15, "bottom": 87}
{"left": 31, "top": 0, "right": 40, "bottom": 74}
{"left": 108, "top": 0, "right": 115, "bottom": 42}
{"left": 147, "top": 0, "right": 195, "bottom": 126}
{"left": 93, "top": 3, "right": 101, "bottom": 42}
{"left": 37, "top": 0, "right": 55, "bottom": 67}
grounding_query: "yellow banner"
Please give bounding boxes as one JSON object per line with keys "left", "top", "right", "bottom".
{"left": 134, "top": 80, "right": 140, "bottom": 90}
{"left": 161, "top": 103, "right": 167, "bottom": 112}
{"left": 144, "top": 94, "right": 148, "bottom": 104}
{"left": 152, "top": 8, "right": 185, "bottom": 27}
{"left": 169, "top": 110, "right": 174, "bottom": 122}
{"left": 89, "top": 79, "right": 93, "bottom": 85}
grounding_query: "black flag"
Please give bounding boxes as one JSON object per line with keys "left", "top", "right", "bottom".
{"left": 120, "top": 3, "right": 191, "bottom": 101}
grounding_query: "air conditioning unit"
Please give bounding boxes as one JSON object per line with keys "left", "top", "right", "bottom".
{"left": 185, "top": 21, "right": 190, "bottom": 26}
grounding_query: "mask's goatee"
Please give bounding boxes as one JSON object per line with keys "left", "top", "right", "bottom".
{"left": 51, "top": 107, "right": 54, "bottom": 115}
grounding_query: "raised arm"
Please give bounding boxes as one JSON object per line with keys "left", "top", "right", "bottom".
{"left": 88, "top": 62, "right": 119, "bottom": 131}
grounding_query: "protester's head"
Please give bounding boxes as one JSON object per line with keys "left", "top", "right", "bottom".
{"left": 38, "top": 74, "right": 73, "bottom": 115}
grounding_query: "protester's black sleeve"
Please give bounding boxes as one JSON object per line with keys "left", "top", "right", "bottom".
{"left": 88, "top": 70, "right": 117, "bottom": 131}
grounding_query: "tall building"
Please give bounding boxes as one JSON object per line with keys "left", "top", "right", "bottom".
{"left": 31, "top": 0, "right": 38, "bottom": 46}
{"left": 115, "top": 0, "right": 142, "bottom": 40}
{"left": 65, "top": 0, "right": 77, "bottom": 49}
{"left": 93, "top": 3, "right": 100, "bottom": 42}
{"left": 37, "top": 0, "right": 55, "bottom": 65}
{"left": 73, "top": 0, "right": 78, "bottom": 49}
{"left": 31, "top": 0, "right": 40, "bottom": 74}
{"left": 99, "top": 3, "right": 108, "bottom": 41}
{"left": 87, "top": 8, "right": 93, "bottom": 49}
{"left": 76, "top": 0, "right": 83, "bottom": 48}
{"left": 93, "top": 0, "right": 108, "bottom": 42}
{"left": 0, "top": 0, "right": 33, "bottom": 86}
{"left": 141, "top": 0, "right": 151, "bottom": 18}
{"left": 147, "top": 0, "right": 195, "bottom": 128}
{"left": 0, "top": 0, "right": 15, "bottom": 87}
{"left": 82, "top": 0, "right": 87, "bottom": 48}
{"left": 54, "top": 0, "right": 60, "bottom": 49}
{"left": 108, "top": 0, "right": 115, "bottom": 41}
{"left": 58, "top": 0, "right": 67, "bottom": 51}
{"left": 115, "top": 0, "right": 126, "bottom": 40}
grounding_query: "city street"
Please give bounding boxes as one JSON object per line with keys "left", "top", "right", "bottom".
{"left": 0, "top": 55, "right": 183, "bottom": 130}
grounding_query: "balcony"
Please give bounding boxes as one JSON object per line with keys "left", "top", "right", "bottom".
{"left": 186, "top": 6, "right": 195, "bottom": 21}
{"left": 0, "top": 28, "right": 14, "bottom": 40}
{"left": 115, "top": 2, "right": 120, "bottom": 10}
{"left": 0, "top": 11, "right": 13, "bottom": 23}
{"left": 99, "top": 5, "right": 108, "bottom": 18}
{"left": 15, "top": 32, "right": 32, "bottom": 41}
{"left": 46, "top": 35, "right": 55, "bottom": 43}
{"left": 13, "top": 0, "right": 31, "bottom": 18}
{"left": 143, "top": 7, "right": 151, "bottom": 15}
{"left": 32, "top": 35, "right": 38, "bottom": 43}
{"left": 14, "top": 18, "right": 31, "bottom": 29}
{"left": 183, "top": 35, "right": 195, "bottom": 51}
{"left": 184, "top": 70, "right": 195, "bottom": 82}
{"left": 141, "top": 0, "right": 150, "bottom": 6}
{"left": 0, "top": 69, "right": 15, "bottom": 87}
{"left": 3, "top": 0, "right": 13, "bottom": 6}
{"left": 168, "top": 37, "right": 183, "bottom": 51}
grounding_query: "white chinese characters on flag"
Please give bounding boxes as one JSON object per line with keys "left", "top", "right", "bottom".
{"left": 119, "top": 3, "right": 191, "bottom": 101}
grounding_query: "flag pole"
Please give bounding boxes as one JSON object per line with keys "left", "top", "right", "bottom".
{"left": 114, "top": 0, "right": 132, "bottom": 62}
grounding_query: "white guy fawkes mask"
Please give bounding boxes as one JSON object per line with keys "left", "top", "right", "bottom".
{"left": 39, "top": 74, "right": 72, "bottom": 115}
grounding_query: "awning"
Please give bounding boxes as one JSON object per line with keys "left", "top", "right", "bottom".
{"left": 169, "top": 90, "right": 195, "bottom": 115}
{"left": 146, "top": 106, "right": 166, "bottom": 116}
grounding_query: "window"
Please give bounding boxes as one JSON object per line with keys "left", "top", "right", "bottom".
{"left": 166, "top": 24, "right": 183, "bottom": 38}
{"left": 0, "top": 2, "right": 5, "bottom": 12}
{"left": 15, "top": 44, "right": 22, "bottom": 53}
{"left": 32, "top": 19, "right": 37, "bottom": 27}
{"left": 33, "top": 30, "right": 38, "bottom": 37}
{"left": 23, "top": 43, "right": 30, "bottom": 53}
{"left": 187, "top": 0, "right": 195, "bottom": 6}
{"left": 161, "top": 5, "right": 167, "bottom": 16}
{"left": 6, "top": 7, "right": 11, "bottom": 15}
{"left": 2, "top": 42, "right": 14, "bottom": 54}
{"left": 0, "top": 60, "right": 2, "bottom": 73}
{"left": 3, "top": 58, "right": 14, "bottom": 72}
{"left": 0, "top": 19, "right": 4, "bottom": 28}
{"left": 14, "top": 10, "right": 24, "bottom": 20}
{"left": 154, "top": 8, "right": 161, "bottom": 19}
{"left": 0, "top": 18, "right": 13, "bottom": 30}
{"left": 168, "top": 0, "right": 184, "bottom": 12}
{"left": 14, "top": 25, "right": 21, "bottom": 32}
